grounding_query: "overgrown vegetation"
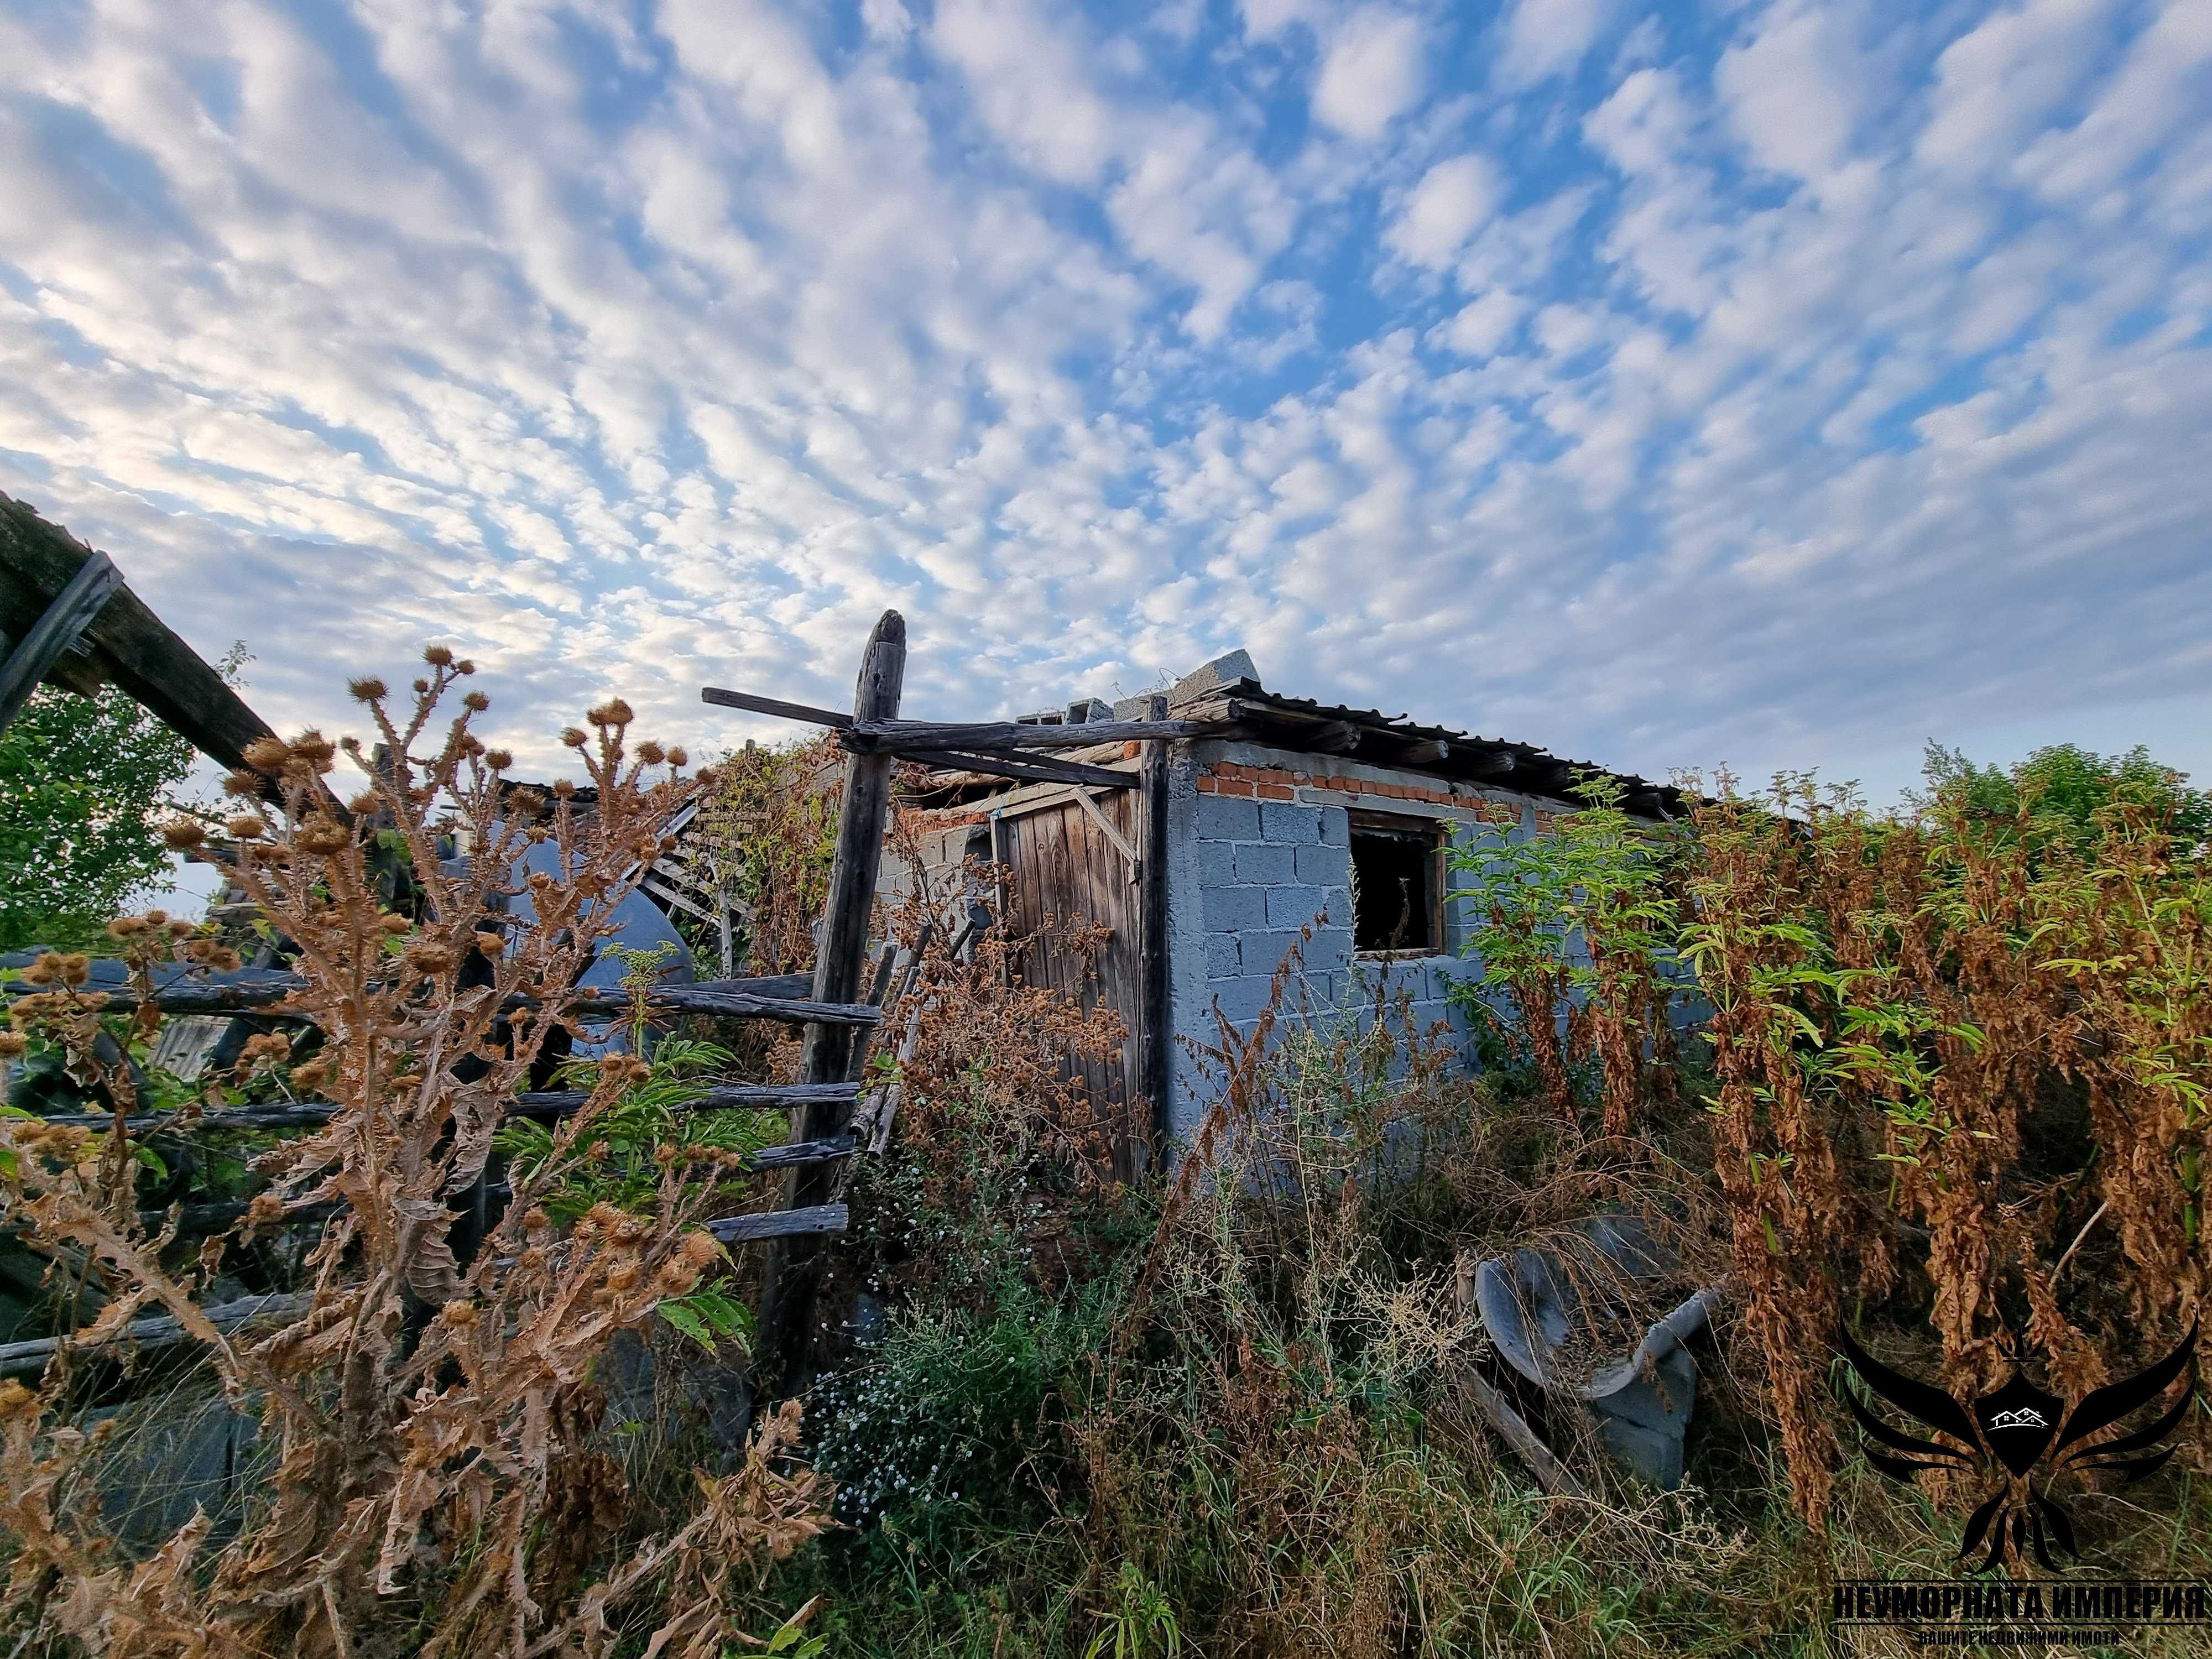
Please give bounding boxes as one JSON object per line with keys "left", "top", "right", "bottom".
{"left": 4, "top": 664, "right": 2208, "bottom": 1657}
{"left": 1, "top": 659, "right": 832, "bottom": 1656}
{"left": 689, "top": 735, "right": 843, "bottom": 978}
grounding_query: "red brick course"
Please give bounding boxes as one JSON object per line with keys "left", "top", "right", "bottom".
{"left": 1193, "top": 763, "right": 1531, "bottom": 826}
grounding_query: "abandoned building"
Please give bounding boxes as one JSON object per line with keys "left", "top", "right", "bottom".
{"left": 886, "top": 650, "right": 1686, "bottom": 1171}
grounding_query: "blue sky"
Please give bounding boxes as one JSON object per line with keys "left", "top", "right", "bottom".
{"left": 2, "top": 0, "right": 2208, "bottom": 804}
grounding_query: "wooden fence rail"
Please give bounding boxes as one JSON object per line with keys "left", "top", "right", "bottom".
{"left": 36, "top": 1084, "right": 862, "bottom": 1135}
{"left": 3, "top": 975, "right": 878, "bottom": 1029}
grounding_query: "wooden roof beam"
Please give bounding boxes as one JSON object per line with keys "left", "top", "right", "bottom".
{"left": 0, "top": 493, "right": 285, "bottom": 774}
{"left": 701, "top": 686, "right": 1214, "bottom": 753}
{"left": 897, "top": 747, "right": 1136, "bottom": 790}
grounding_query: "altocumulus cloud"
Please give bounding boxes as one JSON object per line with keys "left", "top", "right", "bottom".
{"left": 0, "top": 0, "right": 2208, "bottom": 791}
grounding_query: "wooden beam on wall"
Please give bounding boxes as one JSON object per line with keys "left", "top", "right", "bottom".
{"left": 4, "top": 974, "right": 878, "bottom": 1027}
{"left": 700, "top": 686, "right": 854, "bottom": 729}
{"left": 702, "top": 688, "right": 1209, "bottom": 757}
{"left": 849, "top": 715, "right": 1216, "bottom": 753}
{"left": 1139, "top": 693, "right": 1172, "bottom": 1171}
{"left": 900, "top": 746, "right": 1136, "bottom": 791}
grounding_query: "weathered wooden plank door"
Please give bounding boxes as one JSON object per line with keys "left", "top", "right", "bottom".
{"left": 993, "top": 789, "right": 1150, "bottom": 1182}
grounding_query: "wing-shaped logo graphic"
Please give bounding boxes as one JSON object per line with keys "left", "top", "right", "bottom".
{"left": 1837, "top": 1321, "right": 2197, "bottom": 1572}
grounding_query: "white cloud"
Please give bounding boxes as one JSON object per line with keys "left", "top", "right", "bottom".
{"left": 1715, "top": 3, "right": 1864, "bottom": 179}
{"left": 1386, "top": 153, "right": 1504, "bottom": 267}
{"left": 1239, "top": 0, "right": 1323, "bottom": 39}
{"left": 1915, "top": 0, "right": 2111, "bottom": 175}
{"left": 929, "top": 0, "right": 1124, "bottom": 185}
{"left": 1437, "top": 289, "right": 1527, "bottom": 356}
{"left": 2011, "top": 0, "right": 2212, "bottom": 204}
{"left": 1583, "top": 66, "right": 1696, "bottom": 179}
{"left": 1494, "top": 0, "right": 1616, "bottom": 90}
{"left": 1311, "top": 7, "right": 1427, "bottom": 140}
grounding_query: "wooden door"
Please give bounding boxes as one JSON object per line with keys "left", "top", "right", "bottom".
{"left": 993, "top": 789, "right": 1150, "bottom": 1182}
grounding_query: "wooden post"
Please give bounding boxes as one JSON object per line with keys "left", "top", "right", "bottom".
{"left": 0, "top": 550, "right": 119, "bottom": 735}
{"left": 1140, "top": 693, "right": 1172, "bottom": 1171}
{"left": 753, "top": 609, "right": 906, "bottom": 1396}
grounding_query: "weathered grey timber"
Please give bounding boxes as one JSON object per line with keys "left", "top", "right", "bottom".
{"left": 40, "top": 1085, "right": 859, "bottom": 1135}
{"left": 3, "top": 975, "right": 879, "bottom": 1029}
{"left": 751, "top": 608, "right": 905, "bottom": 1395}
{"left": 898, "top": 747, "right": 1135, "bottom": 790}
{"left": 0, "top": 549, "right": 121, "bottom": 734}
{"left": 0, "top": 1291, "right": 313, "bottom": 1379}
{"left": 1140, "top": 694, "right": 1172, "bottom": 1164}
{"left": 0, "top": 493, "right": 283, "bottom": 772}
{"left": 696, "top": 686, "right": 1213, "bottom": 754}
{"left": 706, "top": 1203, "right": 848, "bottom": 1245}
{"left": 846, "top": 715, "right": 1217, "bottom": 753}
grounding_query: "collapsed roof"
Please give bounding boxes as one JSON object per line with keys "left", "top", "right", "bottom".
{"left": 979, "top": 650, "right": 1688, "bottom": 820}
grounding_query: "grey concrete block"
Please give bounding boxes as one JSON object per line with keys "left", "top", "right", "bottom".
{"left": 1265, "top": 885, "right": 1328, "bottom": 928}
{"left": 1197, "top": 839, "right": 1238, "bottom": 887}
{"left": 1204, "top": 935, "right": 1243, "bottom": 978}
{"left": 1295, "top": 843, "right": 1350, "bottom": 884}
{"left": 1196, "top": 797, "right": 1261, "bottom": 841}
{"left": 1233, "top": 842, "right": 1297, "bottom": 884}
{"left": 1241, "top": 929, "right": 1307, "bottom": 979}
{"left": 1319, "top": 808, "right": 1350, "bottom": 847}
{"left": 1260, "top": 802, "right": 1322, "bottom": 844}
{"left": 1204, "top": 884, "right": 1269, "bottom": 931}
{"left": 1429, "top": 957, "right": 1477, "bottom": 994}
{"left": 1360, "top": 959, "right": 1426, "bottom": 999}
{"left": 1306, "top": 925, "right": 1355, "bottom": 967}
{"left": 1208, "top": 975, "right": 1278, "bottom": 1024}
{"left": 1316, "top": 886, "right": 1354, "bottom": 926}
{"left": 1171, "top": 648, "right": 1259, "bottom": 704}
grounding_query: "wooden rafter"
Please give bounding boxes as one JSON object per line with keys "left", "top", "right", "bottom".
{"left": 1, "top": 492, "right": 285, "bottom": 771}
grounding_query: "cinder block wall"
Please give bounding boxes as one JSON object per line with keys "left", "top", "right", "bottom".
{"left": 1161, "top": 740, "right": 1561, "bottom": 1141}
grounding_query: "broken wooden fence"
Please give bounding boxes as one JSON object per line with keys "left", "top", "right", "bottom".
{"left": 2, "top": 500, "right": 1208, "bottom": 1406}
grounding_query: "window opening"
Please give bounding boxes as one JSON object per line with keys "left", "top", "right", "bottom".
{"left": 1350, "top": 816, "right": 1440, "bottom": 953}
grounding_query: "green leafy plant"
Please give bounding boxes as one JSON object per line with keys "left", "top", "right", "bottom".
{"left": 0, "top": 648, "right": 245, "bottom": 952}
{"left": 660, "top": 1282, "right": 755, "bottom": 1356}
{"left": 1447, "top": 774, "right": 1684, "bottom": 1134}
{"left": 494, "top": 1036, "right": 781, "bottom": 1222}
{"left": 1084, "top": 1562, "right": 1182, "bottom": 1659}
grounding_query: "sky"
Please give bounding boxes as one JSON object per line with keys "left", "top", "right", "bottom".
{"left": 2, "top": 0, "right": 2208, "bottom": 810}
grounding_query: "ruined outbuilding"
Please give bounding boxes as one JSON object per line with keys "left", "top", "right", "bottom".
{"left": 890, "top": 653, "right": 1683, "bottom": 1170}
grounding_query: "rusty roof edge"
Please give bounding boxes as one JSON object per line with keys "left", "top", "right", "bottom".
{"left": 1173, "top": 686, "right": 1685, "bottom": 817}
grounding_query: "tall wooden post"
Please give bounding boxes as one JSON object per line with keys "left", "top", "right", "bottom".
{"left": 754, "top": 609, "right": 906, "bottom": 1396}
{"left": 1140, "top": 693, "right": 1172, "bottom": 1171}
